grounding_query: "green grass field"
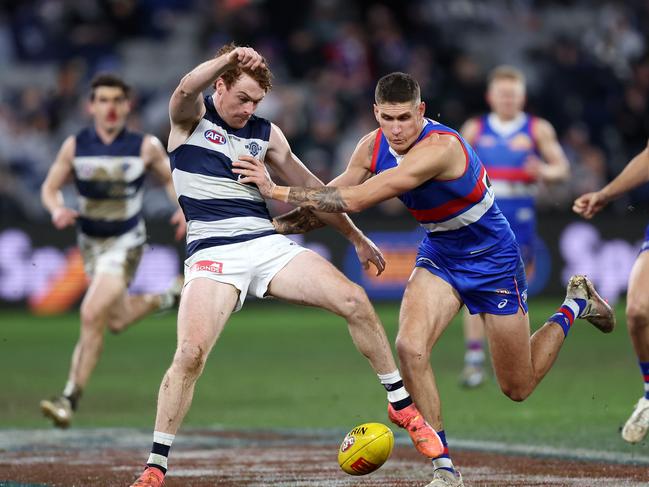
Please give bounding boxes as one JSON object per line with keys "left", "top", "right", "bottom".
{"left": 0, "top": 299, "right": 644, "bottom": 455}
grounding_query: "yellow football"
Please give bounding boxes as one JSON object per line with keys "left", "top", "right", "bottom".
{"left": 338, "top": 422, "right": 394, "bottom": 475}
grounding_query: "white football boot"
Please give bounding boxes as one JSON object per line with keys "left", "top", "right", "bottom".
{"left": 622, "top": 396, "right": 649, "bottom": 443}
{"left": 566, "top": 275, "right": 615, "bottom": 333}
{"left": 425, "top": 468, "right": 464, "bottom": 487}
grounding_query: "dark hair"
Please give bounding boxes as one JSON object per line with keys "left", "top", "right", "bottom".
{"left": 375, "top": 72, "right": 420, "bottom": 104}
{"left": 215, "top": 42, "right": 273, "bottom": 92}
{"left": 89, "top": 73, "right": 131, "bottom": 100}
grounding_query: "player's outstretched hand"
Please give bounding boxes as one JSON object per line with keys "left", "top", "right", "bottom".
{"left": 170, "top": 207, "right": 187, "bottom": 241}
{"left": 353, "top": 234, "right": 386, "bottom": 276}
{"left": 233, "top": 155, "right": 276, "bottom": 198}
{"left": 51, "top": 207, "right": 78, "bottom": 229}
{"left": 573, "top": 191, "right": 608, "bottom": 219}
{"left": 227, "top": 46, "right": 265, "bottom": 71}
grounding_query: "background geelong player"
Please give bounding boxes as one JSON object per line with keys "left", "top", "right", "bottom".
{"left": 39, "top": 73, "right": 185, "bottom": 428}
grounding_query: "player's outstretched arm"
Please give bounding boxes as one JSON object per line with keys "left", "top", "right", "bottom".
{"left": 41, "top": 136, "right": 78, "bottom": 230}
{"left": 234, "top": 131, "right": 454, "bottom": 213}
{"left": 263, "top": 124, "right": 385, "bottom": 274}
{"left": 574, "top": 141, "right": 649, "bottom": 219}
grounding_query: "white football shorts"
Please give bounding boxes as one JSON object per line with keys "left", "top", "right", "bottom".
{"left": 78, "top": 221, "right": 146, "bottom": 284}
{"left": 183, "top": 233, "right": 309, "bottom": 311}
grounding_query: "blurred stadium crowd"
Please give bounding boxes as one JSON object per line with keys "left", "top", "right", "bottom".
{"left": 1, "top": 0, "right": 649, "bottom": 222}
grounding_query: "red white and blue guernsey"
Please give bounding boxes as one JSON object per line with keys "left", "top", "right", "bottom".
{"left": 370, "top": 118, "right": 528, "bottom": 315}
{"left": 472, "top": 113, "right": 539, "bottom": 264}
{"left": 170, "top": 96, "right": 276, "bottom": 257}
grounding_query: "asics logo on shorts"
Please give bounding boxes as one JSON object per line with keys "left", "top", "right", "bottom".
{"left": 416, "top": 257, "right": 440, "bottom": 269}
{"left": 498, "top": 299, "right": 508, "bottom": 309}
{"left": 190, "top": 260, "right": 223, "bottom": 274}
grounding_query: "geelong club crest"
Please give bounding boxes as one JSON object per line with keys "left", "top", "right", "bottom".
{"left": 246, "top": 141, "right": 261, "bottom": 157}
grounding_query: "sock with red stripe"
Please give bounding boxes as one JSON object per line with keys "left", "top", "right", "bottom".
{"left": 548, "top": 298, "right": 587, "bottom": 337}
{"left": 431, "top": 429, "right": 456, "bottom": 474}
{"left": 639, "top": 361, "right": 649, "bottom": 400}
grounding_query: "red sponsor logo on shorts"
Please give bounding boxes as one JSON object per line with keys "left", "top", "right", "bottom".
{"left": 191, "top": 260, "right": 223, "bottom": 274}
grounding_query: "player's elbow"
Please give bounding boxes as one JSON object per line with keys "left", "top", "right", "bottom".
{"left": 345, "top": 199, "right": 367, "bottom": 213}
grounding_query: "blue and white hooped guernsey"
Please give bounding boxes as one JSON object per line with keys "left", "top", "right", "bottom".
{"left": 370, "top": 118, "right": 515, "bottom": 256}
{"left": 170, "top": 95, "right": 276, "bottom": 257}
{"left": 72, "top": 127, "right": 146, "bottom": 240}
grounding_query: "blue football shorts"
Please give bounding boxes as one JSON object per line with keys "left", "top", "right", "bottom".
{"left": 415, "top": 235, "right": 528, "bottom": 316}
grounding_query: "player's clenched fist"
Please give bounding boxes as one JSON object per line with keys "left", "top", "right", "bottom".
{"left": 226, "top": 46, "right": 265, "bottom": 71}
{"left": 51, "top": 206, "right": 79, "bottom": 229}
{"left": 573, "top": 191, "right": 608, "bottom": 219}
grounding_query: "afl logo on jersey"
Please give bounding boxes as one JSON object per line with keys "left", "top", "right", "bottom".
{"left": 204, "top": 130, "right": 226, "bottom": 145}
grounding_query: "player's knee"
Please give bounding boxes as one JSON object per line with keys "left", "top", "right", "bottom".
{"left": 626, "top": 302, "right": 649, "bottom": 331}
{"left": 339, "top": 284, "right": 371, "bottom": 319}
{"left": 173, "top": 342, "right": 208, "bottom": 378}
{"left": 80, "top": 304, "right": 103, "bottom": 330}
{"left": 106, "top": 318, "right": 126, "bottom": 334}
{"left": 500, "top": 383, "right": 530, "bottom": 402}
{"left": 395, "top": 335, "right": 427, "bottom": 366}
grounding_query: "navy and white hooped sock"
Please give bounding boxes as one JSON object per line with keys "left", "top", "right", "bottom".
{"left": 639, "top": 361, "right": 649, "bottom": 400}
{"left": 378, "top": 370, "right": 413, "bottom": 410}
{"left": 147, "top": 431, "right": 175, "bottom": 474}
{"left": 431, "top": 429, "right": 456, "bottom": 474}
{"left": 548, "top": 298, "right": 587, "bottom": 337}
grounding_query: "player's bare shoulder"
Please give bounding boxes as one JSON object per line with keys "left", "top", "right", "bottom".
{"left": 404, "top": 131, "right": 464, "bottom": 180}
{"left": 54, "top": 135, "right": 76, "bottom": 167}
{"left": 141, "top": 134, "right": 167, "bottom": 166}
{"left": 351, "top": 129, "right": 380, "bottom": 169}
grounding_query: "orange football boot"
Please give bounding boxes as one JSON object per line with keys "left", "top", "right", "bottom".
{"left": 388, "top": 403, "right": 444, "bottom": 457}
{"left": 130, "top": 467, "right": 165, "bottom": 487}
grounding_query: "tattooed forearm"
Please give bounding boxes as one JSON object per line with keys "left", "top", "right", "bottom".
{"left": 287, "top": 187, "right": 349, "bottom": 212}
{"left": 272, "top": 207, "right": 325, "bottom": 234}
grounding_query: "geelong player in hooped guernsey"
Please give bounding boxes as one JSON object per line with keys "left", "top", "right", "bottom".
{"left": 170, "top": 94, "right": 276, "bottom": 259}
{"left": 131, "top": 46, "right": 442, "bottom": 487}
{"left": 39, "top": 73, "right": 186, "bottom": 430}
{"left": 236, "top": 72, "right": 615, "bottom": 487}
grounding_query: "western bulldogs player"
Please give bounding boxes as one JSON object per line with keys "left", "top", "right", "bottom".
{"left": 458, "top": 65, "right": 570, "bottom": 388}
{"left": 235, "top": 72, "right": 613, "bottom": 487}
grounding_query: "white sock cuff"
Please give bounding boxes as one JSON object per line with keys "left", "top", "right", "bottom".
{"left": 432, "top": 457, "right": 453, "bottom": 470}
{"left": 562, "top": 299, "right": 582, "bottom": 319}
{"left": 147, "top": 453, "right": 168, "bottom": 469}
{"left": 377, "top": 370, "right": 402, "bottom": 384}
{"left": 63, "top": 380, "right": 77, "bottom": 397}
{"left": 153, "top": 431, "right": 175, "bottom": 446}
{"left": 387, "top": 388, "right": 410, "bottom": 403}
